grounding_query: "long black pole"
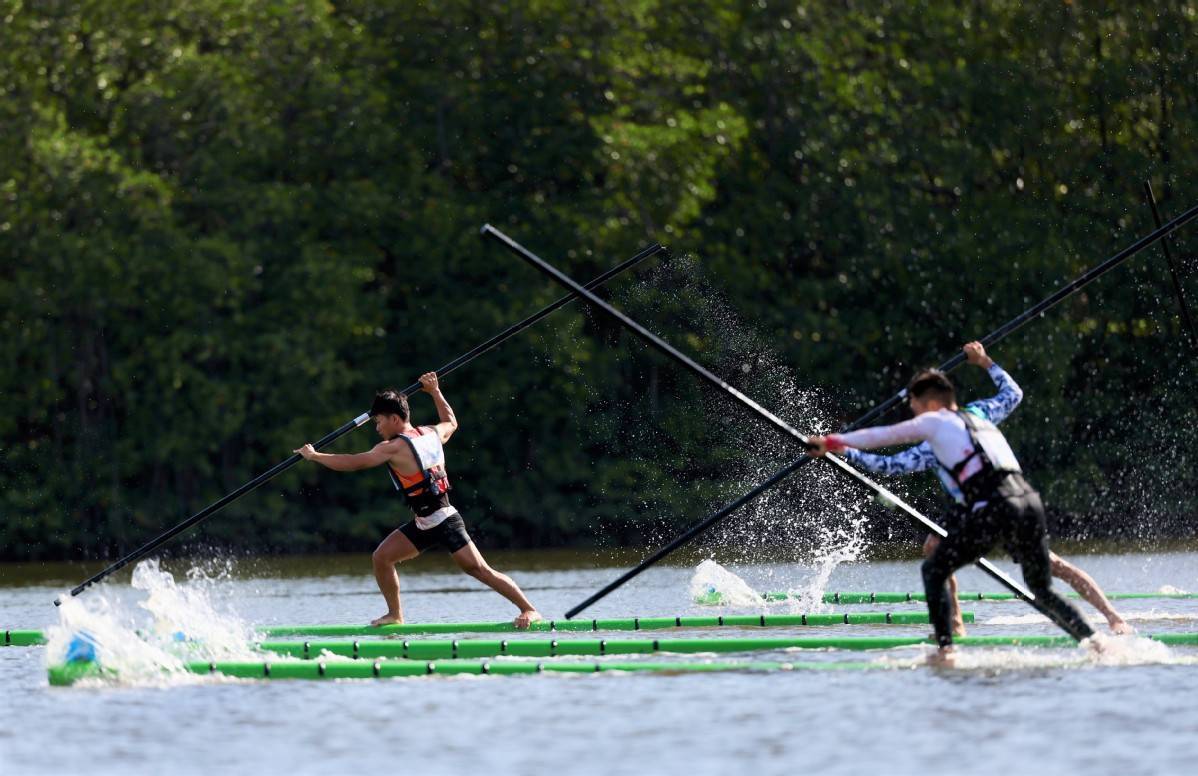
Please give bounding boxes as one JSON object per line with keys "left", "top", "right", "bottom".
{"left": 1144, "top": 182, "right": 1197, "bottom": 348}
{"left": 480, "top": 226, "right": 1075, "bottom": 631}
{"left": 58, "top": 243, "right": 667, "bottom": 604}
{"left": 547, "top": 196, "right": 1198, "bottom": 618}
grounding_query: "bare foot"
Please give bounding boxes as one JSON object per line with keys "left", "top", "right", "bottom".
{"left": 1108, "top": 617, "right": 1133, "bottom": 636}
{"left": 370, "top": 613, "right": 403, "bottom": 627}
{"left": 514, "top": 610, "right": 542, "bottom": 629}
{"left": 927, "top": 645, "right": 956, "bottom": 668}
{"left": 952, "top": 619, "right": 968, "bottom": 638}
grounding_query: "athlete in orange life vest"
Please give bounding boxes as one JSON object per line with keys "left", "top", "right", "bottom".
{"left": 295, "top": 372, "right": 542, "bottom": 628}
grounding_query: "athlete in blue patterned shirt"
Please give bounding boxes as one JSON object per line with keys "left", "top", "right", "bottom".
{"left": 838, "top": 342, "right": 1129, "bottom": 636}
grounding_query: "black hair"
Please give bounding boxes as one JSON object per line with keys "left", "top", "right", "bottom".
{"left": 370, "top": 389, "right": 409, "bottom": 420}
{"left": 906, "top": 369, "right": 956, "bottom": 404}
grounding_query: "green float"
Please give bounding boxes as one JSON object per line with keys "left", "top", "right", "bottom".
{"left": 4, "top": 611, "right": 965, "bottom": 647}
{"left": 47, "top": 657, "right": 892, "bottom": 686}
{"left": 262, "top": 635, "right": 860, "bottom": 660}
{"left": 258, "top": 611, "right": 959, "bottom": 638}
{"left": 259, "top": 631, "right": 1198, "bottom": 661}
{"left": 694, "top": 590, "right": 1198, "bottom": 605}
{"left": 2, "top": 630, "right": 45, "bottom": 647}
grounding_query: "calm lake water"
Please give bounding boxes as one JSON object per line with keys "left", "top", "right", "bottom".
{"left": 2, "top": 547, "right": 1197, "bottom": 776}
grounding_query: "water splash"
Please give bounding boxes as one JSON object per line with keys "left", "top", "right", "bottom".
{"left": 132, "top": 559, "right": 258, "bottom": 657}
{"left": 981, "top": 612, "right": 1058, "bottom": 627}
{"left": 689, "top": 559, "right": 764, "bottom": 608}
{"left": 44, "top": 559, "right": 264, "bottom": 686}
{"left": 44, "top": 593, "right": 196, "bottom": 687}
{"left": 780, "top": 516, "right": 870, "bottom": 613}
{"left": 1083, "top": 633, "right": 1179, "bottom": 666}
{"left": 597, "top": 256, "right": 892, "bottom": 569}
{"left": 915, "top": 632, "right": 1198, "bottom": 672}
{"left": 688, "top": 513, "right": 871, "bottom": 612}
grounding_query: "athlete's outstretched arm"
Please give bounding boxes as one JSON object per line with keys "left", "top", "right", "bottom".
{"left": 419, "top": 371, "right": 458, "bottom": 443}
{"left": 294, "top": 440, "right": 395, "bottom": 471}
{"left": 841, "top": 443, "right": 937, "bottom": 476}
{"left": 812, "top": 414, "right": 937, "bottom": 454}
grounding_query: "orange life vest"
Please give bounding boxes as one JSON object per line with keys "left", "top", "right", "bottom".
{"left": 387, "top": 426, "right": 451, "bottom": 517}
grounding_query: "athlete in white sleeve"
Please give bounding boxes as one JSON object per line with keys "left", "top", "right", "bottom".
{"left": 809, "top": 358, "right": 1096, "bottom": 662}
{"left": 839, "top": 342, "right": 1128, "bottom": 636}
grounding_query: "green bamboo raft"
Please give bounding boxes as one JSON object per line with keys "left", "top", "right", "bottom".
{"left": 46, "top": 631, "right": 1198, "bottom": 686}
{"left": 695, "top": 590, "right": 1198, "bottom": 606}
{"left": 259, "top": 632, "right": 1198, "bottom": 660}
{"left": 47, "top": 657, "right": 891, "bottom": 686}
{"left": 3, "top": 611, "right": 964, "bottom": 648}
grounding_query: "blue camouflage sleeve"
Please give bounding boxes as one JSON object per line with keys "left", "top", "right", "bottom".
{"left": 965, "top": 362, "right": 1024, "bottom": 424}
{"left": 841, "top": 443, "right": 937, "bottom": 476}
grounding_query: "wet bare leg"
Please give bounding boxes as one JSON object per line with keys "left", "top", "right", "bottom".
{"left": 451, "top": 542, "right": 541, "bottom": 628}
{"left": 1050, "top": 552, "right": 1132, "bottom": 634}
{"left": 925, "top": 534, "right": 966, "bottom": 636}
{"left": 370, "top": 529, "right": 420, "bottom": 626}
{"left": 948, "top": 573, "right": 966, "bottom": 636}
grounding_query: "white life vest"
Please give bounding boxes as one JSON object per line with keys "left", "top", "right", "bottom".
{"left": 948, "top": 410, "right": 1023, "bottom": 506}
{"left": 387, "top": 426, "right": 452, "bottom": 517}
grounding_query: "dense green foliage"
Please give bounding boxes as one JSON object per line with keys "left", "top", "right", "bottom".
{"left": 2, "top": 0, "right": 1195, "bottom": 561}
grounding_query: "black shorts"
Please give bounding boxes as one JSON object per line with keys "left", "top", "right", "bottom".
{"left": 400, "top": 512, "right": 472, "bottom": 554}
